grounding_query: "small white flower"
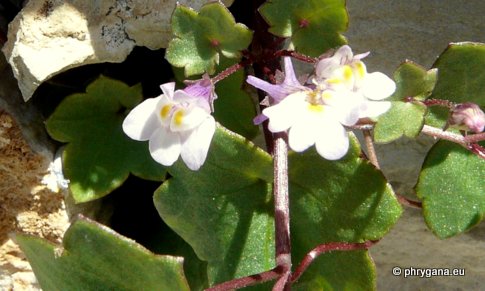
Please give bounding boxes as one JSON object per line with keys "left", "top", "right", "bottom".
{"left": 122, "top": 79, "right": 216, "bottom": 171}
{"left": 262, "top": 90, "right": 351, "bottom": 160}
{"left": 314, "top": 45, "right": 396, "bottom": 119}
{"left": 248, "top": 57, "right": 361, "bottom": 160}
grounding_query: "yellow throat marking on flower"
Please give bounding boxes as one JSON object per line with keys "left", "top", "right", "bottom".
{"left": 308, "top": 104, "right": 324, "bottom": 113}
{"left": 320, "top": 91, "right": 334, "bottom": 102}
{"left": 343, "top": 65, "right": 353, "bottom": 81}
{"left": 173, "top": 110, "right": 185, "bottom": 126}
{"left": 160, "top": 105, "right": 172, "bottom": 119}
{"left": 354, "top": 61, "right": 366, "bottom": 79}
{"left": 306, "top": 91, "right": 325, "bottom": 112}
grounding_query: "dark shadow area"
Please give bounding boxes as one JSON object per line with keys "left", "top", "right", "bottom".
{"left": 32, "top": 46, "right": 172, "bottom": 118}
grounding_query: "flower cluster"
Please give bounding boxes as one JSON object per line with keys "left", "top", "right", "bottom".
{"left": 247, "top": 45, "right": 396, "bottom": 160}
{"left": 123, "top": 45, "right": 395, "bottom": 170}
{"left": 122, "top": 77, "right": 216, "bottom": 171}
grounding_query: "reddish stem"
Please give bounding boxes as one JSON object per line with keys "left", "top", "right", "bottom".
{"left": 467, "top": 143, "right": 485, "bottom": 160}
{"left": 205, "top": 266, "right": 283, "bottom": 291}
{"left": 363, "top": 129, "right": 380, "bottom": 169}
{"left": 396, "top": 194, "right": 423, "bottom": 209}
{"left": 272, "top": 132, "right": 292, "bottom": 290}
{"left": 291, "top": 240, "right": 378, "bottom": 283}
{"left": 211, "top": 56, "right": 252, "bottom": 84}
{"left": 275, "top": 50, "right": 318, "bottom": 64}
{"left": 406, "top": 97, "right": 454, "bottom": 108}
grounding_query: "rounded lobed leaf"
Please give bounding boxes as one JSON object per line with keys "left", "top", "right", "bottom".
{"left": 46, "top": 76, "right": 166, "bottom": 203}
{"left": 166, "top": 2, "right": 253, "bottom": 76}
{"left": 155, "top": 126, "right": 402, "bottom": 289}
{"left": 416, "top": 141, "right": 485, "bottom": 239}
{"left": 390, "top": 61, "right": 437, "bottom": 102}
{"left": 154, "top": 125, "right": 274, "bottom": 286}
{"left": 374, "top": 101, "right": 427, "bottom": 144}
{"left": 427, "top": 42, "right": 485, "bottom": 128}
{"left": 16, "top": 217, "right": 190, "bottom": 291}
{"left": 259, "top": 0, "right": 348, "bottom": 57}
{"left": 289, "top": 134, "right": 402, "bottom": 289}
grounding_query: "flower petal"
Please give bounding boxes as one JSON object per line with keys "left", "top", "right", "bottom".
{"left": 156, "top": 95, "right": 175, "bottom": 126}
{"left": 359, "top": 101, "right": 392, "bottom": 118}
{"left": 160, "top": 82, "right": 176, "bottom": 100}
{"left": 174, "top": 89, "right": 212, "bottom": 113}
{"left": 170, "top": 106, "right": 209, "bottom": 132}
{"left": 253, "top": 113, "right": 268, "bottom": 125}
{"left": 247, "top": 76, "right": 287, "bottom": 102}
{"left": 148, "top": 127, "right": 181, "bottom": 166}
{"left": 315, "top": 123, "right": 349, "bottom": 160}
{"left": 282, "top": 57, "right": 301, "bottom": 87}
{"left": 362, "top": 72, "right": 396, "bottom": 100}
{"left": 263, "top": 92, "right": 306, "bottom": 132}
{"left": 288, "top": 118, "right": 317, "bottom": 152}
{"left": 180, "top": 116, "right": 216, "bottom": 171}
{"left": 122, "top": 97, "right": 160, "bottom": 141}
{"left": 323, "top": 91, "right": 362, "bottom": 126}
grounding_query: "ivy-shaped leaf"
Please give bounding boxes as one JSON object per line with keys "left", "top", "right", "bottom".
{"left": 426, "top": 42, "right": 485, "bottom": 128}
{"left": 154, "top": 125, "right": 401, "bottom": 289}
{"left": 16, "top": 217, "right": 190, "bottom": 291}
{"left": 390, "top": 61, "right": 437, "bottom": 101}
{"left": 374, "top": 101, "right": 427, "bottom": 143}
{"left": 154, "top": 125, "right": 274, "bottom": 286}
{"left": 166, "top": 2, "right": 253, "bottom": 76}
{"left": 416, "top": 141, "right": 485, "bottom": 238}
{"left": 259, "top": 0, "right": 348, "bottom": 57}
{"left": 374, "top": 61, "right": 436, "bottom": 143}
{"left": 289, "top": 135, "right": 402, "bottom": 289}
{"left": 46, "top": 76, "right": 166, "bottom": 203}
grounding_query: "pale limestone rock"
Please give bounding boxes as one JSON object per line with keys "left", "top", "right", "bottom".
{"left": 0, "top": 111, "right": 68, "bottom": 291}
{"left": 2, "top": 0, "right": 234, "bottom": 101}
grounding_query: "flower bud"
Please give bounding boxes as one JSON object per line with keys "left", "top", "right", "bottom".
{"left": 449, "top": 102, "right": 485, "bottom": 133}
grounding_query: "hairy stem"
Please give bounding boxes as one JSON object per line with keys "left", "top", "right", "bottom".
{"left": 363, "top": 129, "right": 380, "bottom": 169}
{"left": 272, "top": 132, "right": 292, "bottom": 290}
{"left": 421, "top": 125, "right": 485, "bottom": 145}
{"left": 211, "top": 56, "right": 251, "bottom": 84}
{"left": 291, "top": 240, "right": 378, "bottom": 284}
{"left": 275, "top": 50, "right": 318, "bottom": 64}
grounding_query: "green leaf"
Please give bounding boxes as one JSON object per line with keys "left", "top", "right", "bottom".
{"left": 46, "top": 76, "right": 166, "bottom": 203}
{"left": 166, "top": 2, "right": 253, "bottom": 76}
{"left": 155, "top": 126, "right": 401, "bottom": 288}
{"left": 427, "top": 42, "right": 485, "bottom": 128}
{"left": 259, "top": 0, "right": 348, "bottom": 57}
{"left": 374, "top": 101, "right": 427, "bottom": 143}
{"left": 16, "top": 217, "right": 190, "bottom": 291}
{"left": 289, "top": 135, "right": 402, "bottom": 289}
{"left": 214, "top": 58, "right": 258, "bottom": 139}
{"left": 390, "top": 61, "right": 437, "bottom": 101}
{"left": 416, "top": 141, "right": 485, "bottom": 238}
{"left": 154, "top": 125, "right": 274, "bottom": 286}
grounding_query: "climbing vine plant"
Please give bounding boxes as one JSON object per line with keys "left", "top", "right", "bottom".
{"left": 16, "top": 0, "right": 484, "bottom": 290}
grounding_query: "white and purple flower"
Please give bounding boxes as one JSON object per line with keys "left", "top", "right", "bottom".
{"left": 247, "top": 46, "right": 396, "bottom": 160}
{"left": 122, "top": 77, "right": 216, "bottom": 171}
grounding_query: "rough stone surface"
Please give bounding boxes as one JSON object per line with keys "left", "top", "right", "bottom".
{"left": 0, "top": 52, "right": 109, "bottom": 290}
{"left": 2, "top": 0, "right": 234, "bottom": 101}
{"left": 0, "top": 110, "right": 68, "bottom": 291}
{"left": 345, "top": 1, "right": 485, "bottom": 289}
